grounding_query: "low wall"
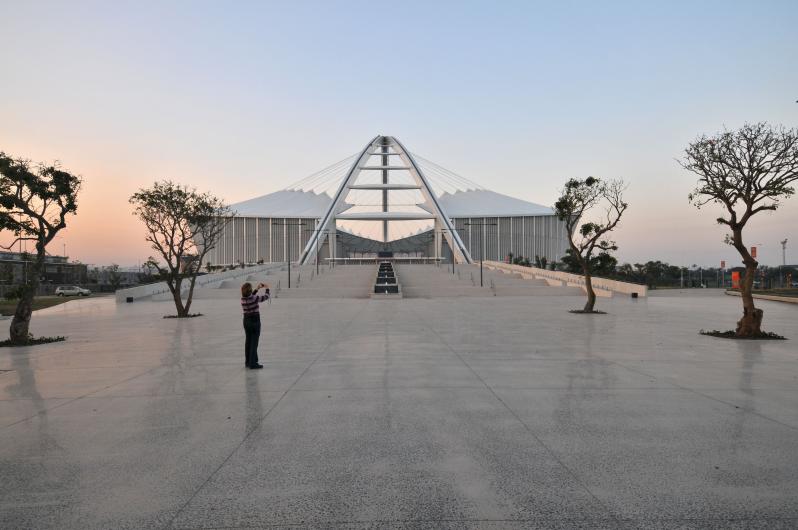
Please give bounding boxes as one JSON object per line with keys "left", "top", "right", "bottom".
{"left": 483, "top": 261, "right": 648, "bottom": 298}
{"left": 115, "top": 264, "right": 283, "bottom": 303}
{"left": 725, "top": 290, "right": 798, "bottom": 304}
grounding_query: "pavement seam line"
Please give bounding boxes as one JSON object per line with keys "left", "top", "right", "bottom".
{"left": 607, "top": 359, "right": 798, "bottom": 432}
{"left": 414, "top": 310, "right": 619, "bottom": 521}
{"left": 1, "top": 363, "right": 166, "bottom": 430}
{"left": 189, "top": 515, "right": 798, "bottom": 529}
{"left": 164, "top": 302, "right": 372, "bottom": 530}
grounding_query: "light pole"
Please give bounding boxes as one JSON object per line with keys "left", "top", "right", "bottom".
{"left": 273, "top": 221, "right": 304, "bottom": 288}
{"left": 753, "top": 243, "right": 765, "bottom": 288}
{"left": 54, "top": 235, "right": 66, "bottom": 259}
{"left": 463, "top": 222, "right": 497, "bottom": 287}
{"left": 782, "top": 239, "right": 788, "bottom": 266}
{"left": 304, "top": 228, "right": 328, "bottom": 277}
{"left": 440, "top": 228, "right": 458, "bottom": 275}
{"left": 781, "top": 239, "right": 788, "bottom": 288}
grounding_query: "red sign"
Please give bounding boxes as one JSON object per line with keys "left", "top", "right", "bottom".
{"left": 751, "top": 246, "right": 757, "bottom": 259}
{"left": 720, "top": 260, "right": 726, "bottom": 269}
{"left": 731, "top": 271, "right": 741, "bottom": 289}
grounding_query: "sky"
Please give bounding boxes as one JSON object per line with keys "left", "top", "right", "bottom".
{"left": 1, "top": 0, "right": 797, "bottom": 268}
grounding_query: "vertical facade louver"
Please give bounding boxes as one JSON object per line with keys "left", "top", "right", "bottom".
{"left": 205, "top": 213, "right": 568, "bottom": 266}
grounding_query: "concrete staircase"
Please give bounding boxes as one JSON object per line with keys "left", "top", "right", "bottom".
{"left": 272, "top": 264, "right": 376, "bottom": 299}
{"left": 153, "top": 264, "right": 377, "bottom": 301}
{"left": 149, "top": 263, "right": 584, "bottom": 301}
{"left": 397, "top": 264, "right": 584, "bottom": 298}
{"left": 476, "top": 266, "right": 584, "bottom": 297}
{"left": 150, "top": 264, "right": 288, "bottom": 301}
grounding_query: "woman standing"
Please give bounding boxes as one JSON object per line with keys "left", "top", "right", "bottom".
{"left": 240, "top": 282, "right": 270, "bottom": 369}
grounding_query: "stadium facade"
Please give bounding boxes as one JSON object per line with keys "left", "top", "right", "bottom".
{"left": 205, "top": 136, "right": 569, "bottom": 266}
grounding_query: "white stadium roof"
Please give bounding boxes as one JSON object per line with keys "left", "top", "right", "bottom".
{"left": 230, "top": 188, "right": 553, "bottom": 219}
{"left": 438, "top": 189, "right": 554, "bottom": 217}
{"left": 230, "top": 190, "right": 338, "bottom": 218}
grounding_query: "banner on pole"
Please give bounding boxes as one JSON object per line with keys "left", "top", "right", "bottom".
{"left": 751, "top": 246, "right": 757, "bottom": 259}
{"left": 720, "top": 260, "right": 726, "bottom": 269}
{"left": 731, "top": 271, "right": 741, "bottom": 289}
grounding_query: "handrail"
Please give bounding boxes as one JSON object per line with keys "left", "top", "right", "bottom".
{"left": 325, "top": 257, "right": 443, "bottom": 264}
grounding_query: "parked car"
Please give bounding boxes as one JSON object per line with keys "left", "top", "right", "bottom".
{"left": 55, "top": 286, "right": 91, "bottom": 297}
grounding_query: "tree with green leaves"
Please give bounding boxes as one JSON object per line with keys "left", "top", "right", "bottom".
{"left": 682, "top": 122, "right": 798, "bottom": 337}
{"left": 130, "top": 181, "right": 231, "bottom": 317}
{"left": 107, "top": 263, "right": 123, "bottom": 290}
{"left": 554, "top": 177, "right": 628, "bottom": 312}
{"left": 0, "top": 152, "right": 82, "bottom": 344}
{"left": 137, "top": 257, "right": 162, "bottom": 284}
{"left": 560, "top": 248, "right": 618, "bottom": 277}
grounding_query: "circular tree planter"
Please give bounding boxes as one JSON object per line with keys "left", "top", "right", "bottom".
{"left": 699, "top": 330, "right": 786, "bottom": 340}
{"left": 0, "top": 336, "right": 66, "bottom": 348}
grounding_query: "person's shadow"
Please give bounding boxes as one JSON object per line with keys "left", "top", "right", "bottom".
{"left": 245, "top": 370, "right": 264, "bottom": 434}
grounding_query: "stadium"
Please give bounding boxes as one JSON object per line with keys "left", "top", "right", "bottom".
{"left": 205, "top": 135, "right": 569, "bottom": 267}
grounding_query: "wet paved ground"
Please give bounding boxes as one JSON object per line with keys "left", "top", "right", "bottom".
{"left": 1, "top": 290, "right": 797, "bottom": 528}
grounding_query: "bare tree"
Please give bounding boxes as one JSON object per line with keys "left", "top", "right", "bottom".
{"left": 682, "top": 122, "right": 798, "bottom": 337}
{"left": 0, "top": 153, "right": 81, "bottom": 344}
{"left": 554, "top": 177, "right": 628, "bottom": 312}
{"left": 130, "top": 181, "right": 231, "bottom": 317}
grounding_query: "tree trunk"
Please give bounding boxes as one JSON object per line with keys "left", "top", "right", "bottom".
{"left": 9, "top": 286, "right": 35, "bottom": 343}
{"left": 583, "top": 268, "right": 596, "bottom": 312}
{"left": 731, "top": 229, "right": 763, "bottom": 337}
{"left": 169, "top": 276, "right": 187, "bottom": 317}
{"left": 184, "top": 274, "right": 198, "bottom": 315}
{"left": 9, "top": 250, "right": 45, "bottom": 344}
{"left": 736, "top": 262, "right": 763, "bottom": 337}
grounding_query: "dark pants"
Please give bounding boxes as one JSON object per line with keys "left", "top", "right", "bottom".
{"left": 243, "top": 313, "right": 261, "bottom": 366}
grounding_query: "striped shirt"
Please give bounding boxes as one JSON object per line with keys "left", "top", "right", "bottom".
{"left": 241, "top": 289, "right": 270, "bottom": 315}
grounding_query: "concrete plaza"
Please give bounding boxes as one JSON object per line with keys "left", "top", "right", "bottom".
{"left": 1, "top": 287, "right": 797, "bottom": 528}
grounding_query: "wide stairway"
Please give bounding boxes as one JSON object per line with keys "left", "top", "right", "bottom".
{"left": 397, "top": 264, "right": 584, "bottom": 298}
{"left": 155, "top": 264, "right": 375, "bottom": 301}
{"left": 161, "top": 263, "right": 584, "bottom": 301}
{"left": 271, "top": 264, "right": 376, "bottom": 299}
{"left": 154, "top": 264, "right": 293, "bottom": 301}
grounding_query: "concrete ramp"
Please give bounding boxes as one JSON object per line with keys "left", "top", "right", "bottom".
{"left": 180, "top": 268, "right": 293, "bottom": 300}
{"left": 117, "top": 263, "right": 285, "bottom": 302}
{"left": 484, "top": 261, "right": 647, "bottom": 298}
